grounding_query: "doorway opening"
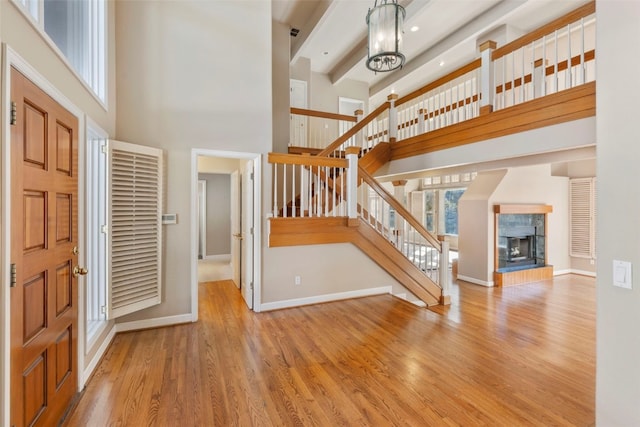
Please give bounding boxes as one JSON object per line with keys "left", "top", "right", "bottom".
{"left": 190, "top": 150, "right": 261, "bottom": 319}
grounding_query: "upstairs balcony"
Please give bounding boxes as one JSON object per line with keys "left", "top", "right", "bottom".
{"left": 288, "top": 2, "right": 595, "bottom": 163}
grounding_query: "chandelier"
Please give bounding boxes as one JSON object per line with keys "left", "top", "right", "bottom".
{"left": 366, "top": 0, "right": 406, "bottom": 73}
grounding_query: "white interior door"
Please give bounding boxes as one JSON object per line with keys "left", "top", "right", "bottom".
{"left": 290, "top": 79, "right": 308, "bottom": 147}
{"left": 230, "top": 170, "right": 241, "bottom": 289}
{"left": 241, "top": 160, "right": 254, "bottom": 309}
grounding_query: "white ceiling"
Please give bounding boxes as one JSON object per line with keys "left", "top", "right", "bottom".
{"left": 272, "top": 0, "right": 591, "bottom": 106}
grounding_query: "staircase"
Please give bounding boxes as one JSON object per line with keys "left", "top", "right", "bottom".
{"left": 270, "top": 2, "right": 596, "bottom": 307}
{"left": 269, "top": 103, "right": 449, "bottom": 306}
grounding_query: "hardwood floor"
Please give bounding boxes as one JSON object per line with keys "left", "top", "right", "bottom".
{"left": 64, "top": 275, "right": 595, "bottom": 426}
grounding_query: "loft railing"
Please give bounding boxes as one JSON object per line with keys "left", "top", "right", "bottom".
{"left": 491, "top": 2, "right": 595, "bottom": 111}
{"left": 288, "top": 2, "right": 595, "bottom": 153}
{"left": 290, "top": 108, "right": 358, "bottom": 149}
{"left": 394, "top": 60, "right": 482, "bottom": 139}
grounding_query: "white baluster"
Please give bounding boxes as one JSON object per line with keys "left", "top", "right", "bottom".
{"left": 554, "top": 29, "right": 559, "bottom": 94}
{"left": 580, "top": 17, "right": 585, "bottom": 84}
{"left": 567, "top": 23, "right": 572, "bottom": 89}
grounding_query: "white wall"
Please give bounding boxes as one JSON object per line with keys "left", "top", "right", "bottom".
{"left": 114, "top": 0, "right": 273, "bottom": 322}
{"left": 272, "top": 20, "right": 290, "bottom": 154}
{"left": 199, "top": 173, "right": 231, "bottom": 257}
{"left": 262, "top": 243, "right": 415, "bottom": 305}
{"left": 596, "top": 1, "right": 640, "bottom": 424}
{"left": 458, "top": 170, "right": 507, "bottom": 285}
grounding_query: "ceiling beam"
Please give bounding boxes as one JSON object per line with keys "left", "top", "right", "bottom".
{"left": 291, "top": 0, "right": 337, "bottom": 64}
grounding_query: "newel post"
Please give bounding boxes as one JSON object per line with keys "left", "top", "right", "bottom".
{"left": 354, "top": 109, "right": 364, "bottom": 149}
{"left": 392, "top": 180, "right": 407, "bottom": 248}
{"left": 387, "top": 93, "right": 399, "bottom": 142}
{"left": 345, "top": 146, "right": 360, "bottom": 223}
{"left": 438, "top": 237, "right": 451, "bottom": 305}
{"left": 479, "top": 40, "right": 497, "bottom": 116}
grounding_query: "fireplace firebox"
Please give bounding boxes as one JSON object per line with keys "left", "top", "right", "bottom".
{"left": 494, "top": 204, "right": 553, "bottom": 286}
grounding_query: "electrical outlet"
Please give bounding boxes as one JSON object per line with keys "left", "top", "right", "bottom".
{"left": 294, "top": 275, "right": 301, "bottom": 286}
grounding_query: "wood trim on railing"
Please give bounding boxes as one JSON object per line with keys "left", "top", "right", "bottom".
{"left": 358, "top": 166, "right": 442, "bottom": 251}
{"left": 492, "top": 1, "right": 595, "bottom": 61}
{"left": 366, "top": 129, "right": 389, "bottom": 141}
{"left": 290, "top": 107, "right": 358, "bottom": 122}
{"left": 391, "top": 82, "right": 595, "bottom": 160}
{"left": 317, "top": 102, "right": 391, "bottom": 157}
{"left": 268, "top": 152, "right": 348, "bottom": 168}
{"left": 395, "top": 59, "right": 482, "bottom": 107}
{"left": 495, "top": 50, "right": 595, "bottom": 94}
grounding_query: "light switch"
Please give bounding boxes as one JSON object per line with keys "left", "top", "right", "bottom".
{"left": 613, "top": 260, "right": 632, "bottom": 289}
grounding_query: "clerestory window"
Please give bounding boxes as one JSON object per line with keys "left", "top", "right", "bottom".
{"left": 14, "top": 0, "right": 107, "bottom": 104}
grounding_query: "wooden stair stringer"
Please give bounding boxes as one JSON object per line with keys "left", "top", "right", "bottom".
{"left": 268, "top": 217, "right": 442, "bottom": 307}
{"left": 359, "top": 142, "right": 391, "bottom": 175}
{"left": 353, "top": 220, "right": 441, "bottom": 306}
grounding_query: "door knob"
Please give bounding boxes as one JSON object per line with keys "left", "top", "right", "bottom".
{"left": 73, "top": 266, "right": 88, "bottom": 277}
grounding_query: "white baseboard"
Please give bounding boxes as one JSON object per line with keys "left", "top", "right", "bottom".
{"left": 457, "top": 274, "right": 494, "bottom": 287}
{"left": 83, "top": 324, "right": 116, "bottom": 384}
{"left": 566, "top": 269, "right": 597, "bottom": 278}
{"left": 203, "top": 254, "right": 231, "bottom": 262}
{"left": 260, "top": 286, "right": 393, "bottom": 311}
{"left": 115, "top": 314, "right": 194, "bottom": 333}
{"left": 554, "top": 269, "right": 571, "bottom": 276}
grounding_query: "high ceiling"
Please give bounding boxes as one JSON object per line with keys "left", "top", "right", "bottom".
{"left": 272, "top": 0, "right": 590, "bottom": 106}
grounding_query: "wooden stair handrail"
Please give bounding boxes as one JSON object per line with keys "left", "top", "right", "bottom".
{"left": 291, "top": 107, "right": 357, "bottom": 123}
{"left": 317, "top": 102, "right": 391, "bottom": 157}
{"left": 358, "top": 166, "right": 442, "bottom": 251}
{"left": 268, "top": 152, "right": 348, "bottom": 169}
{"left": 492, "top": 1, "right": 595, "bottom": 61}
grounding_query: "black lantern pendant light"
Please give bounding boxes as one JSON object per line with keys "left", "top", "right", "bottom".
{"left": 366, "top": 0, "right": 406, "bottom": 72}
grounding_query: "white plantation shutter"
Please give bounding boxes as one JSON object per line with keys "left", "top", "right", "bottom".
{"left": 108, "top": 140, "right": 164, "bottom": 319}
{"left": 570, "top": 178, "right": 596, "bottom": 259}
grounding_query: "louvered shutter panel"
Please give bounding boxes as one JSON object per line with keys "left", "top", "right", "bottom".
{"left": 108, "top": 140, "right": 163, "bottom": 319}
{"left": 591, "top": 179, "right": 597, "bottom": 259}
{"left": 570, "top": 178, "right": 595, "bottom": 259}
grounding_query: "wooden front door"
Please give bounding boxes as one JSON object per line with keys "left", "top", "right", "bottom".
{"left": 10, "top": 67, "right": 79, "bottom": 426}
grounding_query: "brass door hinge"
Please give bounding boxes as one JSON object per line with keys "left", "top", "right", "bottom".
{"left": 10, "top": 101, "right": 17, "bottom": 125}
{"left": 10, "top": 263, "right": 16, "bottom": 287}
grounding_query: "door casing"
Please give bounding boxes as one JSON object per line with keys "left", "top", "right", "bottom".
{"left": 190, "top": 149, "right": 262, "bottom": 320}
{"left": 1, "top": 46, "right": 88, "bottom": 427}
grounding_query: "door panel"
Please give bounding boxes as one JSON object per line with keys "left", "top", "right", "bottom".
{"left": 11, "top": 67, "right": 79, "bottom": 427}
{"left": 240, "top": 160, "right": 254, "bottom": 309}
{"left": 231, "top": 171, "right": 240, "bottom": 288}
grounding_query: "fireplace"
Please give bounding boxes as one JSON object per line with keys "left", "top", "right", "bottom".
{"left": 494, "top": 204, "right": 553, "bottom": 286}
